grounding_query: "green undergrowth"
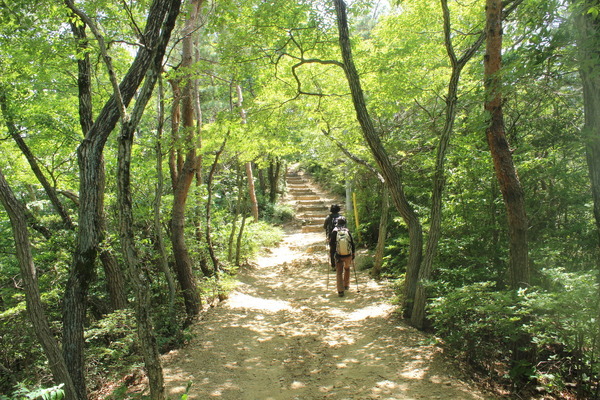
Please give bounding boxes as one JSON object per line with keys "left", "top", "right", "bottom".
{"left": 0, "top": 218, "right": 284, "bottom": 399}
{"left": 429, "top": 269, "right": 600, "bottom": 398}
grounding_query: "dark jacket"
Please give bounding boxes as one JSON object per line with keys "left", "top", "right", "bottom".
{"left": 324, "top": 212, "right": 341, "bottom": 239}
{"left": 329, "top": 227, "right": 355, "bottom": 258}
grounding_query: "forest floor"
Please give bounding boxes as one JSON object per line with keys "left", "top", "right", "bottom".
{"left": 158, "top": 227, "right": 498, "bottom": 400}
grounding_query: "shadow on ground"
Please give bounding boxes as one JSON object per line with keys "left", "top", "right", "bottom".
{"left": 161, "top": 230, "right": 494, "bottom": 400}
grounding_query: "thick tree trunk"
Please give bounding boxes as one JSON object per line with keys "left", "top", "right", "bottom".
{"left": 68, "top": 20, "right": 129, "bottom": 313}
{"left": 484, "top": 0, "right": 529, "bottom": 290}
{"left": 98, "top": 244, "right": 128, "bottom": 310}
{"left": 333, "top": 0, "right": 423, "bottom": 317}
{"left": 0, "top": 169, "right": 78, "bottom": 399}
{"left": 63, "top": 1, "right": 182, "bottom": 397}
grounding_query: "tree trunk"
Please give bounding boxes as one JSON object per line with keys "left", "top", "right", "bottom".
{"left": 68, "top": 18, "right": 129, "bottom": 313}
{"left": 98, "top": 244, "right": 128, "bottom": 310}
{"left": 117, "top": 97, "right": 166, "bottom": 399}
{"left": 205, "top": 137, "right": 228, "bottom": 272}
{"left": 168, "top": 0, "right": 204, "bottom": 323}
{"left": 246, "top": 162, "right": 259, "bottom": 222}
{"left": 115, "top": 33, "right": 173, "bottom": 397}
{"left": 572, "top": 0, "right": 600, "bottom": 268}
{"left": 154, "top": 76, "right": 177, "bottom": 313}
{"left": 373, "top": 184, "right": 389, "bottom": 278}
{"left": 63, "top": 1, "right": 182, "bottom": 397}
{"left": 118, "top": 131, "right": 166, "bottom": 400}
{"left": 236, "top": 201, "right": 249, "bottom": 267}
{"left": 333, "top": 0, "right": 423, "bottom": 317}
{"left": 411, "top": 0, "right": 488, "bottom": 329}
{"left": 0, "top": 168, "right": 78, "bottom": 400}
{"left": 234, "top": 84, "right": 259, "bottom": 223}
{"left": 484, "top": 0, "right": 529, "bottom": 290}
{"left": 228, "top": 167, "right": 245, "bottom": 263}
{"left": 268, "top": 158, "right": 281, "bottom": 204}
{"left": 168, "top": 78, "right": 203, "bottom": 317}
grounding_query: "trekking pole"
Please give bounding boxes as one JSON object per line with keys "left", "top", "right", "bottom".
{"left": 352, "top": 258, "right": 360, "bottom": 293}
{"left": 326, "top": 249, "right": 330, "bottom": 291}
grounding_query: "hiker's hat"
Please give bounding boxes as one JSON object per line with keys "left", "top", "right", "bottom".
{"left": 336, "top": 216, "right": 347, "bottom": 226}
{"left": 330, "top": 204, "right": 341, "bottom": 213}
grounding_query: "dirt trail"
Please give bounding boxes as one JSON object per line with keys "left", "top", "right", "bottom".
{"left": 161, "top": 228, "right": 494, "bottom": 400}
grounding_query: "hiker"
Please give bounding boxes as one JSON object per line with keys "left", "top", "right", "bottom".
{"left": 329, "top": 216, "right": 355, "bottom": 297}
{"left": 324, "top": 204, "right": 342, "bottom": 271}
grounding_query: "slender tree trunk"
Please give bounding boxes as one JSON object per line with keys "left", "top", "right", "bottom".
{"left": 0, "top": 168, "right": 77, "bottom": 400}
{"left": 572, "top": 0, "right": 600, "bottom": 271}
{"left": 69, "top": 13, "right": 128, "bottom": 314}
{"left": 411, "top": 0, "right": 488, "bottom": 328}
{"left": 236, "top": 202, "right": 248, "bottom": 267}
{"left": 246, "top": 162, "right": 259, "bottom": 222}
{"left": 268, "top": 158, "right": 281, "bottom": 204}
{"left": 117, "top": 105, "right": 165, "bottom": 399}
{"left": 373, "top": 184, "right": 389, "bottom": 278}
{"left": 154, "top": 76, "right": 177, "bottom": 312}
{"left": 234, "top": 83, "right": 259, "bottom": 222}
{"left": 115, "top": 36, "right": 171, "bottom": 397}
{"left": 168, "top": 0, "right": 204, "bottom": 323}
{"left": 333, "top": 0, "right": 423, "bottom": 317}
{"left": 228, "top": 168, "right": 244, "bottom": 263}
{"left": 205, "top": 137, "right": 228, "bottom": 272}
{"left": 118, "top": 131, "right": 166, "bottom": 400}
{"left": 484, "top": 0, "right": 529, "bottom": 290}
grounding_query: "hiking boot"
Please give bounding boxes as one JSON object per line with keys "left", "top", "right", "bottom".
{"left": 338, "top": 291, "right": 344, "bottom": 297}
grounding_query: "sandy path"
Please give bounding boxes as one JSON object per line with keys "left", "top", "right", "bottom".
{"left": 161, "top": 229, "right": 494, "bottom": 400}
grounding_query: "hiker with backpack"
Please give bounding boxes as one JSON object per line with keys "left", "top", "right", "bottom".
{"left": 329, "top": 216, "right": 355, "bottom": 297}
{"left": 324, "top": 204, "right": 342, "bottom": 271}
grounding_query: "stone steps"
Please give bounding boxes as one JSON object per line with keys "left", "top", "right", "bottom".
{"left": 285, "top": 171, "right": 341, "bottom": 234}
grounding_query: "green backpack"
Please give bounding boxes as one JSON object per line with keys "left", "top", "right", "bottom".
{"left": 336, "top": 228, "right": 352, "bottom": 256}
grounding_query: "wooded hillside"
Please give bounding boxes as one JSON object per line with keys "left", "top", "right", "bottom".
{"left": 1, "top": 0, "right": 599, "bottom": 399}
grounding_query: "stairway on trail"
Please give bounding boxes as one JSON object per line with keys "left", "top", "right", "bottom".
{"left": 284, "top": 169, "right": 343, "bottom": 234}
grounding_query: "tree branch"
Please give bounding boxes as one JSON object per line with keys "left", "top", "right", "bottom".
{"left": 64, "top": 0, "right": 128, "bottom": 122}
{"left": 321, "top": 128, "right": 384, "bottom": 183}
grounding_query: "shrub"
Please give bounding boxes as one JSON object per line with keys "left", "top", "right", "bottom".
{"left": 521, "top": 268, "right": 600, "bottom": 396}
{"left": 0, "top": 383, "right": 64, "bottom": 400}
{"left": 429, "top": 282, "right": 529, "bottom": 373}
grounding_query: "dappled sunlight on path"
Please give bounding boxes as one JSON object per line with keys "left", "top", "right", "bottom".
{"left": 162, "top": 229, "right": 494, "bottom": 400}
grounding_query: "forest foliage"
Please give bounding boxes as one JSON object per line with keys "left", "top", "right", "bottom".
{"left": 0, "top": 0, "right": 599, "bottom": 399}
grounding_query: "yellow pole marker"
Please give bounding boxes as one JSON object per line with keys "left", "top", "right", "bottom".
{"left": 352, "top": 191, "right": 361, "bottom": 242}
